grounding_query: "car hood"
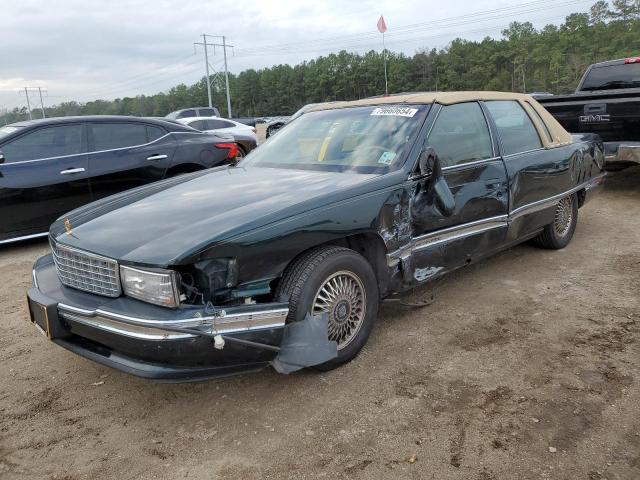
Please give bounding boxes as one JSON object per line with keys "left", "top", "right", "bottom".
{"left": 52, "top": 166, "right": 379, "bottom": 265}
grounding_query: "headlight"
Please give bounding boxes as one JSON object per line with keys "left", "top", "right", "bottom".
{"left": 120, "top": 266, "right": 180, "bottom": 308}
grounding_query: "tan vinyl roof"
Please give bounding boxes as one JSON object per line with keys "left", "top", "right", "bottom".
{"left": 309, "top": 91, "right": 572, "bottom": 149}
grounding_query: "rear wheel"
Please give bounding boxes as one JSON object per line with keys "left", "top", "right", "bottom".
{"left": 276, "top": 246, "right": 379, "bottom": 370}
{"left": 534, "top": 193, "right": 578, "bottom": 249}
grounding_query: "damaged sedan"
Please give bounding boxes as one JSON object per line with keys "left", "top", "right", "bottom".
{"left": 27, "top": 92, "right": 606, "bottom": 381}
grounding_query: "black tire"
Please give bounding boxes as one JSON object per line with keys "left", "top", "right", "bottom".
{"left": 534, "top": 193, "right": 579, "bottom": 249}
{"left": 275, "top": 245, "right": 379, "bottom": 370}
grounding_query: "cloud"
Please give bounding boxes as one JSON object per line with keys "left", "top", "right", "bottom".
{"left": 0, "top": 0, "right": 588, "bottom": 109}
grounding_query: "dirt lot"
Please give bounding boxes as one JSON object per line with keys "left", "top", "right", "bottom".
{"left": 1, "top": 168, "right": 639, "bottom": 480}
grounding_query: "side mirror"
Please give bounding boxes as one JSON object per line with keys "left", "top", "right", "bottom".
{"left": 419, "top": 147, "right": 455, "bottom": 217}
{"left": 0, "top": 151, "right": 4, "bottom": 164}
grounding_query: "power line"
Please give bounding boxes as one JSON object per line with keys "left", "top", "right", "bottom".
{"left": 78, "top": 53, "right": 200, "bottom": 98}
{"left": 234, "top": 0, "right": 591, "bottom": 57}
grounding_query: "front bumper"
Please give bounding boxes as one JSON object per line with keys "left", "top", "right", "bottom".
{"left": 604, "top": 142, "right": 640, "bottom": 167}
{"left": 28, "top": 254, "right": 289, "bottom": 381}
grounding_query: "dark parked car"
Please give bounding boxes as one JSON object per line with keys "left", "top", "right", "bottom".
{"left": 0, "top": 116, "right": 240, "bottom": 244}
{"left": 165, "top": 107, "right": 221, "bottom": 120}
{"left": 538, "top": 57, "right": 640, "bottom": 169}
{"left": 27, "top": 92, "right": 605, "bottom": 381}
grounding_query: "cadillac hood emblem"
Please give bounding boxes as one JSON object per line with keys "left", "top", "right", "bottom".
{"left": 64, "top": 218, "right": 73, "bottom": 235}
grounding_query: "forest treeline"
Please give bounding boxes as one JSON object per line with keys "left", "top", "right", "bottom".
{"left": 2, "top": 0, "right": 639, "bottom": 123}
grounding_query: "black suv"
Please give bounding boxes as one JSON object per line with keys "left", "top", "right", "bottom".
{"left": 0, "top": 115, "right": 239, "bottom": 244}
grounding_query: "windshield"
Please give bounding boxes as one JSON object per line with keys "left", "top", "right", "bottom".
{"left": 244, "top": 105, "right": 428, "bottom": 174}
{"left": 0, "top": 126, "right": 22, "bottom": 140}
{"left": 580, "top": 63, "right": 640, "bottom": 91}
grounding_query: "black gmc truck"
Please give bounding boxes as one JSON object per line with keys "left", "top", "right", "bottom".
{"left": 537, "top": 57, "right": 640, "bottom": 170}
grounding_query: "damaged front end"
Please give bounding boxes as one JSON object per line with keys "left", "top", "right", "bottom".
{"left": 28, "top": 253, "right": 338, "bottom": 381}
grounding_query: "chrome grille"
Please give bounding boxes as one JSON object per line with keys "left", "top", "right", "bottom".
{"left": 51, "top": 242, "right": 121, "bottom": 297}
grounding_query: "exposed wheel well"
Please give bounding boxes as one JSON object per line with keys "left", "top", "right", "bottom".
{"left": 576, "top": 188, "right": 586, "bottom": 208}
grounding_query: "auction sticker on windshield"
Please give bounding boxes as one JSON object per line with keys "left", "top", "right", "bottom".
{"left": 370, "top": 106, "right": 418, "bottom": 117}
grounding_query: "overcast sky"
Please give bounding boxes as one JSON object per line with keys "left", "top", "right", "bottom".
{"left": 0, "top": 0, "right": 593, "bottom": 111}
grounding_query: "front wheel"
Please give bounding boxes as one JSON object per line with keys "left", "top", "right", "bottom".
{"left": 275, "top": 246, "right": 379, "bottom": 370}
{"left": 534, "top": 193, "right": 578, "bottom": 249}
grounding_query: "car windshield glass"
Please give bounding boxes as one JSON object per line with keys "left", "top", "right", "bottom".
{"left": 243, "top": 105, "right": 428, "bottom": 174}
{"left": 0, "top": 126, "right": 22, "bottom": 140}
{"left": 581, "top": 63, "right": 640, "bottom": 91}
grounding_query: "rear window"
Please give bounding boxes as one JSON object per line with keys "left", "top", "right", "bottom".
{"left": 176, "top": 109, "right": 197, "bottom": 119}
{"left": 187, "top": 120, "right": 206, "bottom": 131}
{"left": 198, "top": 108, "right": 218, "bottom": 117}
{"left": 580, "top": 63, "right": 640, "bottom": 91}
{"left": 485, "top": 101, "right": 542, "bottom": 156}
{"left": 146, "top": 125, "right": 165, "bottom": 141}
{"left": 205, "top": 119, "right": 234, "bottom": 129}
{"left": 90, "top": 123, "right": 148, "bottom": 151}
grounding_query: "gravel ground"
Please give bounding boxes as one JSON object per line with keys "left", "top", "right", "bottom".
{"left": 0, "top": 167, "right": 638, "bottom": 480}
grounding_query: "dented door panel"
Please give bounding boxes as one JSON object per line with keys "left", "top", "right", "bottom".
{"left": 402, "top": 158, "right": 509, "bottom": 288}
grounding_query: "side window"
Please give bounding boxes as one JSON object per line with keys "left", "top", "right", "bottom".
{"left": 427, "top": 102, "right": 493, "bottom": 167}
{"left": 206, "top": 119, "right": 233, "bottom": 129}
{"left": 90, "top": 123, "right": 148, "bottom": 151}
{"left": 1, "top": 124, "right": 83, "bottom": 162}
{"left": 177, "top": 109, "right": 197, "bottom": 119}
{"left": 525, "top": 103, "right": 553, "bottom": 143}
{"left": 146, "top": 125, "right": 165, "bottom": 142}
{"left": 485, "top": 101, "right": 542, "bottom": 156}
{"left": 199, "top": 108, "right": 217, "bottom": 117}
{"left": 188, "top": 120, "right": 206, "bottom": 131}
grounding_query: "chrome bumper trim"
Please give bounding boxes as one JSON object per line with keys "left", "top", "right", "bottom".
{"left": 58, "top": 303, "right": 289, "bottom": 340}
{"left": 605, "top": 144, "right": 640, "bottom": 165}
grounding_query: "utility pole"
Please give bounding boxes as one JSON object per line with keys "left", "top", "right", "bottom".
{"left": 195, "top": 34, "right": 214, "bottom": 108}
{"left": 38, "top": 87, "right": 46, "bottom": 118}
{"left": 23, "top": 87, "right": 32, "bottom": 120}
{"left": 222, "top": 36, "right": 231, "bottom": 118}
{"left": 194, "top": 34, "right": 234, "bottom": 117}
{"left": 21, "top": 87, "right": 47, "bottom": 119}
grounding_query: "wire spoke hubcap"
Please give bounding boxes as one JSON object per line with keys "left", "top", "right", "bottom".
{"left": 554, "top": 196, "right": 573, "bottom": 237}
{"left": 312, "top": 270, "right": 366, "bottom": 350}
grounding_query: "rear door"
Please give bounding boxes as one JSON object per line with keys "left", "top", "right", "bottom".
{"left": 86, "top": 122, "right": 176, "bottom": 201}
{"left": 484, "top": 100, "right": 572, "bottom": 240}
{"left": 409, "top": 102, "right": 509, "bottom": 280}
{"left": 0, "top": 123, "right": 90, "bottom": 240}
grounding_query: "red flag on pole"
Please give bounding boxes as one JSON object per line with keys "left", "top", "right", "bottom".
{"left": 377, "top": 15, "right": 387, "bottom": 33}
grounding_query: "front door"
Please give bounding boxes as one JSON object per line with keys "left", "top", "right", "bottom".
{"left": 86, "top": 122, "right": 176, "bottom": 201}
{"left": 0, "top": 123, "right": 90, "bottom": 241}
{"left": 408, "top": 102, "right": 509, "bottom": 283}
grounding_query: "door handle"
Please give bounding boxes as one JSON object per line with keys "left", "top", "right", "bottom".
{"left": 146, "top": 154, "right": 168, "bottom": 161}
{"left": 60, "top": 168, "right": 85, "bottom": 175}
